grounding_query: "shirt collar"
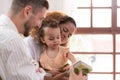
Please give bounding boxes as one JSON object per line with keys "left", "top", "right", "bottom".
{"left": 0, "top": 14, "right": 18, "bottom": 33}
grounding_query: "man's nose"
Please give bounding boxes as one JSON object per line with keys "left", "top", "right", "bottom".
{"left": 38, "top": 20, "right": 43, "bottom": 28}
{"left": 38, "top": 23, "right": 42, "bottom": 28}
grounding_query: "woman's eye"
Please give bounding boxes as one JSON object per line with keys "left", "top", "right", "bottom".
{"left": 63, "top": 27, "right": 68, "bottom": 32}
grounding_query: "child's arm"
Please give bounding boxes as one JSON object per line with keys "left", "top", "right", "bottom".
{"left": 62, "top": 47, "right": 76, "bottom": 64}
{"left": 67, "top": 52, "right": 76, "bottom": 64}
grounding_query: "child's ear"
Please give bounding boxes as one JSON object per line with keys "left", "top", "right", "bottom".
{"left": 40, "top": 37, "right": 45, "bottom": 43}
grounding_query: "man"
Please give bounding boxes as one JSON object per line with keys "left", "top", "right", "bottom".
{"left": 0, "top": 0, "right": 67, "bottom": 80}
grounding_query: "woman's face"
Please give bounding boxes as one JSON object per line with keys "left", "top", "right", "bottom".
{"left": 60, "top": 22, "right": 76, "bottom": 45}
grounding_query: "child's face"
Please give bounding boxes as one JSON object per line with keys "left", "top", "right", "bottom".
{"left": 41, "top": 27, "right": 61, "bottom": 49}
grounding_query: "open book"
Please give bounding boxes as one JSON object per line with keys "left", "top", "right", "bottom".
{"left": 59, "top": 60, "right": 92, "bottom": 76}
{"left": 73, "top": 60, "right": 92, "bottom": 75}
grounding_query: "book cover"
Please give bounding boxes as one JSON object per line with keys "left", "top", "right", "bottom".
{"left": 73, "top": 60, "right": 92, "bottom": 75}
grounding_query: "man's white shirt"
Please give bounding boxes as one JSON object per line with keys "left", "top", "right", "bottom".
{"left": 0, "top": 15, "right": 46, "bottom": 80}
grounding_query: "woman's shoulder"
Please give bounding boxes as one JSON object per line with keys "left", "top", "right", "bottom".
{"left": 59, "top": 46, "right": 69, "bottom": 54}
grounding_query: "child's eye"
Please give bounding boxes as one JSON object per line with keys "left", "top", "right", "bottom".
{"left": 49, "top": 38, "right": 54, "bottom": 40}
{"left": 57, "top": 36, "right": 61, "bottom": 39}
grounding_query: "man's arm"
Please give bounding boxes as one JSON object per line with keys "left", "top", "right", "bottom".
{"left": 44, "top": 71, "right": 68, "bottom": 80}
{"left": 5, "top": 37, "right": 46, "bottom": 80}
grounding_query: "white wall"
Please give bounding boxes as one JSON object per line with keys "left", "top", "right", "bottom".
{"left": 48, "top": 0, "right": 64, "bottom": 11}
{"left": 0, "top": 0, "right": 76, "bottom": 16}
{"left": 0, "top": 0, "right": 12, "bottom": 15}
{"left": 48, "top": 0, "right": 79, "bottom": 17}
{"left": 0, "top": 0, "right": 63, "bottom": 15}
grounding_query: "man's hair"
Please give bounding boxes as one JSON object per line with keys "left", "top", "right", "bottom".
{"left": 11, "top": 0, "right": 49, "bottom": 14}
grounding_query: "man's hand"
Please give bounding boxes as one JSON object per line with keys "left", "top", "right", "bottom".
{"left": 44, "top": 71, "right": 68, "bottom": 80}
{"left": 46, "top": 70, "right": 60, "bottom": 76}
{"left": 53, "top": 71, "right": 68, "bottom": 80}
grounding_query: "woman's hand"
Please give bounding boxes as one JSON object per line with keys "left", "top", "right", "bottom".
{"left": 69, "top": 66, "right": 88, "bottom": 80}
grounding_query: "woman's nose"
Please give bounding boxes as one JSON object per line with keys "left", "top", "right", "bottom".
{"left": 65, "top": 33, "right": 70, "bottom": 38}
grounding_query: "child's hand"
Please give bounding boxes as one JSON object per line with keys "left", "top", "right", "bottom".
{"left": 58, "top": 63, "right": 70, "bottom": 72}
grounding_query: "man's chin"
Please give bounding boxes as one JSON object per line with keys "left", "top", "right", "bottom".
{"left": 23, "top": 33, "right": 29, "bottom": 37}
{"left": 23, "top": 30, "right": 29, "bottom": 37}
{"left": 34, "top": 26, "right": 40, "bottom": 29}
